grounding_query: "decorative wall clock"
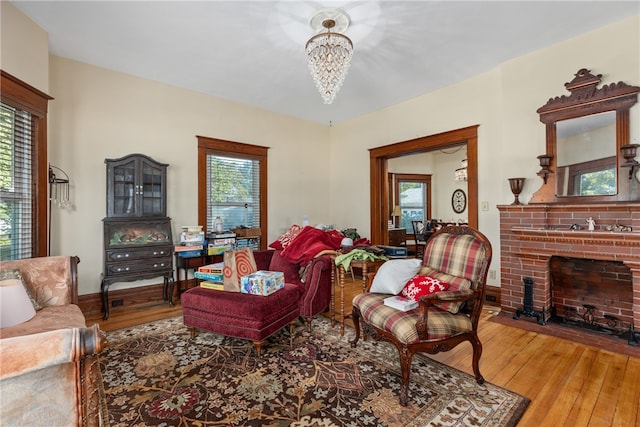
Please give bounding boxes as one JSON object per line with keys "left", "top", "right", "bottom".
{"left": 451, "top": 189, "right": 466, "bottom": 213}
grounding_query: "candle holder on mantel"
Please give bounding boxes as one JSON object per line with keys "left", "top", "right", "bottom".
{"left": 620, "top": 144, "right": 639, "bottom": 180}
{"left": 508, "top": 177, "right": 526, "bottom": 205}
{"left": 536, "top": 154, "right": 553, "bottom": 184}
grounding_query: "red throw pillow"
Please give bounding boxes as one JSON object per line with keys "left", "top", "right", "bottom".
{"left": 401, "top": 275, "right": 450, "bottom": 302}
{"left": 268, "top": 224, "right": 303, "bottom": 250}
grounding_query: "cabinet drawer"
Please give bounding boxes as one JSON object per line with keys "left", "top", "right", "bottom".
{"left": 106, "top": 246, "right": 172, "bottom": 262}
{"left": 105, "top": 256, "right": 172, "bottom": 276}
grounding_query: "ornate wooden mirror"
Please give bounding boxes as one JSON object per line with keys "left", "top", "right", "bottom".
{"left": 530, "top": 68, "right": 640, "bottom": 203}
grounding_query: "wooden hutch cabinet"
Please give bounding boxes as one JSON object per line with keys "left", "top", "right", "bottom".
{"left": 101, "top": 153, "right": 174, "bottom": 319}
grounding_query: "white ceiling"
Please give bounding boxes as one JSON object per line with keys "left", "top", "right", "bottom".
{"left": 11, "top": 1, "right": 639, "bottom": 125}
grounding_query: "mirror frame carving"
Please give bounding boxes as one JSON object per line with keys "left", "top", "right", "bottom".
{"left": 530, "top": 68, "right": 640, "bottom": 204}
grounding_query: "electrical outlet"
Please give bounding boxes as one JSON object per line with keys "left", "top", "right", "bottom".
{"left": 488, "top": 270, "right": 496, "bottom": 280}
{"left": 481, "top": 201, "right": 489, "bottom": 211}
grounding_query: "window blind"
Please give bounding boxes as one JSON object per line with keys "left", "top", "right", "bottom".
{"left": 0, "top": 102, "right": 34, "bottom": 260}
{"left": 206, "top": 153, "right": 261, "bottom": 232}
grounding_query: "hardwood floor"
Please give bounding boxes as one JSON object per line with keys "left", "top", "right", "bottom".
{"left": 87, "top": 278, "right": 640, "bottom": 427}
{"left": 87, "top": 300, "right": 184, "bottom": 332}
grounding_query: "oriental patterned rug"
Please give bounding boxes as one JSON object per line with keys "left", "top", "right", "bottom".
{"left": 101, "top": 316, "right": 528, "bottom": 426}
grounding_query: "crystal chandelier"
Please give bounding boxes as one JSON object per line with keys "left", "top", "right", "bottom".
{"left": 305, "top": 11, "right": 353, "bottom": 104}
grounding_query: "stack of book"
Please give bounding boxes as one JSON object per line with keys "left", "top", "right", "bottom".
{"left": 195, "top": 262, "right": 224, "bottom": 290}
{"left": 176, "top": 225, "right": 205, "bottom": 257}
{"left": 207, "top": 231, "right": 236, "bottom": 255}
{"left": 383, "top": 295, "right": 418, "bottom": 311}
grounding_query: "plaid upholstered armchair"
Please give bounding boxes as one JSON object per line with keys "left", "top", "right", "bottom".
{"left": 351, "top": 226, "right": 492, "bottom": 406}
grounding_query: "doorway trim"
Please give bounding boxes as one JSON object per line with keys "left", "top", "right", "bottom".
{"left": 369, "top": 125, "right": 479, "bottom": 244}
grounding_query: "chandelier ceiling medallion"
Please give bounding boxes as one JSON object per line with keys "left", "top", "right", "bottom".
{"left": 305, "top": 9, "right": 353, "bottom": 104}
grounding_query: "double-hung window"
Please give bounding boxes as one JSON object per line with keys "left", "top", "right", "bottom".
{"left": 0, "top": 71, "right": 51, "bottom": 259}
{"left": 197, "top": 136, "right": 267, "bottom": 250}
{"left": 0, "top": 103, "right": 33, "bottom": 259}
{"left": 391, "top": 173, "right": 432, "bottom": 231}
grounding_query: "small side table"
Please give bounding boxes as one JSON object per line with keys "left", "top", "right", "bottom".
{"left": 173, "top": 253, "right": 222, "bottom": 304}
{"left": 331, "top": 258, "right": 386, "bottom": 336}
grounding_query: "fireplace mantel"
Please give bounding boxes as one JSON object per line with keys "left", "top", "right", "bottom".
{"left": 498, "top": 202, "right": 640, "bottom": 331}
{"left": 510, "top": 227, "right": 640, "bottom": 265}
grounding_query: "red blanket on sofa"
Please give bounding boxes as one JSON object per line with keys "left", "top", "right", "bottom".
{"left": 280, "top": 226, "right": 343, "bottom": 265}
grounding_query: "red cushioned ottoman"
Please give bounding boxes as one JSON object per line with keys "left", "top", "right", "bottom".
{"left": 181, "top": 284, "right": 302, "bottom": 355}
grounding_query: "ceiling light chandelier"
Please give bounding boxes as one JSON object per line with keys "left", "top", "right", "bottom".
{"left": 305, "top": 10, "right": 353, "bottom": 104}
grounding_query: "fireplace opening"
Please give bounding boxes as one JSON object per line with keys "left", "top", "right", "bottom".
{"left": 548, "top": 256, "right": 638, "bottom": 345}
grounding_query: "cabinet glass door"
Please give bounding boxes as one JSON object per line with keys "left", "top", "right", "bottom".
{"left": 111, "top": 159, "right": 137, "bottom": 216}
{"left": 140, "top": 160, "right": 165, "bottom": 216}
{"left": 106, "top": 154, "right": 167, "bottom": 217}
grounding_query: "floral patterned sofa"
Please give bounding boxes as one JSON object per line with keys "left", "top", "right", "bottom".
{"left": 0, "top": 256, "right": 109, "bottom": 426}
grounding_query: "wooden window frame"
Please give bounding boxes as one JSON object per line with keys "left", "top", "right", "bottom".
{"left": 394, "top": 173, "right": 432, "bottom": 227}
{"left": 196, "top": 136, "right": 268, "bottom": 250}
{"left": 1, "top": 70, "right": 52, "bottom": 257}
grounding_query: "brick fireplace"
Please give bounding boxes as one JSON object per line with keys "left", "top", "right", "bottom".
{"left": 497, "top": 203, "right": 640, "bottom": 339}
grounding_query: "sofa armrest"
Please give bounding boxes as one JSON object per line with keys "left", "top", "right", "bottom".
{"left": 1, "top": 324, "right": 108, "bottom": 426}
{"left": 0, "top": 324, "right": 107, "bottom": 380}
{"left": 298, "top": 254, "right": 333, "bottom": 318}
{"left": 0, "top": 255, "right": 80, "bottom": 306}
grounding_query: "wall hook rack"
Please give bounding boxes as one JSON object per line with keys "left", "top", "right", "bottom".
{"left": 49, "top": 164, "right": 71, "bottom": 208}
{"left": 48, "top": 164, "right": 71, "bottom": 254}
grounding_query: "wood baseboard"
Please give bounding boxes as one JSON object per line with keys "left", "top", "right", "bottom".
{"left": 79, "top": 282, "right": 172, "bottom": 316}
{"left": 485, "top": 285, "right": 501, "bottom": 307}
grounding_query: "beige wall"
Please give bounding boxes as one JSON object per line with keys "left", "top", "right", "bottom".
{"left": 330, "top": 70, "right": 502, "bottom": 277}
{"left": 3, "top": 4, "right": 639, "bottom": 294}
{"left": 48, "top": 57, "right": 330, "bottom": 294}
{"left": 0, "top": 1, "right": 49, "bottom": 91}
{"left": 330, "top": 15, "right": 639, "bottom": 285}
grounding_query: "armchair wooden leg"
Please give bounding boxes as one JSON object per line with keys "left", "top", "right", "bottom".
{"left": 350, "top": 306, "right": 361, "bottom": 348}
{"left": 398, "top": 348, "right": 414, "bottom": 406}
{"left": 470, "top": 334, "right": 485, "bottom": 384}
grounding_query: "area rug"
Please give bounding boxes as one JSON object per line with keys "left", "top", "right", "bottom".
{"left": 101, "top": 316, "right": 529, "bottom": 426}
